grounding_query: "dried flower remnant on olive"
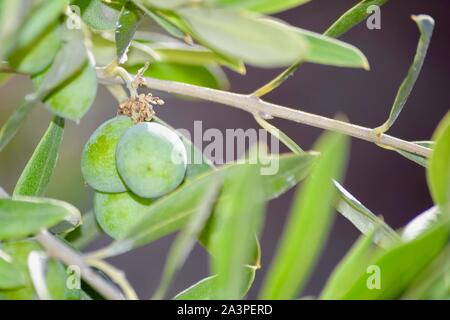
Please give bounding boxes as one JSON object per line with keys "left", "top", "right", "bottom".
{"left": 118, "top": 93, "right": 164, "bottom": 123}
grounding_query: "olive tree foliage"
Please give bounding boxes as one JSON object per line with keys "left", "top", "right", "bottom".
{"left": 0, "top": 0, "right": 448, "bottom": 300}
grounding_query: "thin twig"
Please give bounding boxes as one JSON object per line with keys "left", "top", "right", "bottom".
{"left": 35, "top": 231, "right": 125, "bottom": 300}
{"left": 97, "top": 70, "right": 431, "bottom": 158}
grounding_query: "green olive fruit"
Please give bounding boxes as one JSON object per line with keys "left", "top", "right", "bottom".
{"left": 94, "top": 191, "right": 153, "bottom": 240}
{"left": 116, "top": 122, "right": 188, "bottom": 198}
{"left": 81, "top": 116, "right": 134, "bottom": 193}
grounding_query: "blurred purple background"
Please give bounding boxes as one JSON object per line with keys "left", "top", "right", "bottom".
{"left": 1, "top": 0, "right": 449, "bottom": 298}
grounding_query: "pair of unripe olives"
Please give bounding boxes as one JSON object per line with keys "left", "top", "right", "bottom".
{"left": 81, "top": 116, "right": 188, "bottom": 239}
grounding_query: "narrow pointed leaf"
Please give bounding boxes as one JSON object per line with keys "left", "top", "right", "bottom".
{"left": 13, "top": 117, "right": 64, "bottom": 197}
{"left": 260, "top": 132, "right": 349, "bottom": 299}
{"left": 174, "top": 267, "right": 256, "bottom": 300}
{"left": 334, "top": 181, "right": 401, "bottom": 248}
{"left": 116, "top": 2, "right": 141, "bottom": 64}
{"left": 0, "top": 100, "right": 36, "bottom": 152}
{"left": 73, "top": 0, "right": 125, "bottom": 30}
{"left": 396, "top": 141, "right": 434, "bottom": 167}
{"left": 211, "top": 163, "right": 266, "bottom": 299}
{"left": 375, "top": 15, "right": 434, "bottom": 133}
{"left": 324, "top": 0, "right": 388, "bottom": 38}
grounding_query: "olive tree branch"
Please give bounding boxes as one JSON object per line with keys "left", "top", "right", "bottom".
{"left": 35, "top": 231, "right": 125, "bottom": 300}
{"left": 97, "top": 70, "right": 431, "bottom": 158}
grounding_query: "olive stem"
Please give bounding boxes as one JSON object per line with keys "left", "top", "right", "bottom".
{"left": 35, "top": 231, "right": 125, "bottom": 300}
{"left": 97, "top": 70, "right": 431, "bottom": 158}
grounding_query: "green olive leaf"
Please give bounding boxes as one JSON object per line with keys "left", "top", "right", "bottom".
{"left": 0, "top": 256, "right": 27, "bottom": 290}
{"left": 7, "top": 0, "right": 69, "bottom": 75}
{"left": 375, "top": 15, "right": 434, "bottom": 134}
{"left": 210, "top": 162, "right": 266, "bottom": 299}
{"left": 0, "top": 197, "right": 80, "bottom": 240}
{"left": 396, "top": 141, "right": 434, "bottom": 167}
{"left": 0, "top": 0, "right": 27, "bottom": 60}
{"left": 13, "top": 117, "right": 64, "bottom": 197}
{"left": 428, "top": 111, "right": 450, "bottom": 214}
{"left": 177, "top": 7, "right": 308, "bottom": 68}
{"left": 334, "top": 181, "right": 401, "bottom": 248}
{"left": 73, "top": 0, "right": 125, "bottom": 30}
{"left": 116, "top": 1, "right": 142, "bottom": 64}
{"left": 260, "top": 132, "right": 350, "bottom": 299}
{"left": 174, "top": 266, "right": 256, "bottom": 300}
{"left": 154, "top": 177, "right": 222, "bottom": 299}
{"left": 128, "top": 62, "right": 229, "bottom": 90}
{"left": 337, "top": 221, "right": 450, "bottom": 299}
{"left": 324, "top": 0, "right": 389, "bottom": 38}
{"left": 321, "top": 229, "right": 379, "bottom": 299}
{"left": 0, "top": 100, "right": 36, "bottom": 152}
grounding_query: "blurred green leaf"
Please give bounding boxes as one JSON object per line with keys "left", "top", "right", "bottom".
{"left": 116, "top": 2, "right": 141, "bottom": 64}
{"left": 129, "top": 41, "right": 245, "bottom": 73}
{"left": 0, "top": 29, "right": 89, "bottom": 152}
{"left": 0, "top": 0, "right": 26, "bottom": 60}
{"left": 211, "top": 163, "right": 265, "bottom": 299}
{"left": 33, "top": 28, "right": 89, "bottom": 99}
{"left": 0, "top": 255, "right": 26, "bottom": 290}
{"left": 174, "top": 266, "right": 256, "bottom": 300}
{"left": 131, "top": 1, "right": 185, "bottom": 38}
{"left": 260, "top": 132, "right": 349, "bottom": 299}
{"left": 0, "top": 100, "right": 36, "bottom": 152}
{"left": 131, "top": 62, "right": 229, "bottom": 90}
{"left": 34, "top": 63, "right": 98, "bottom": 122}
{"left": 334, "top": 181, "right": 401, "bottom": 248}
{"left": 7, "top": 0, "right": 68, "bottom": 75}
{"left": 101, "top": 153, "right": 318, "bottom": 257}
{"left": 402, "top": 206, "right": 440, "bottom": 242}
{"left": 209, "top": 0, "right": 310, "bottom": 14}
{"left": 0, "top": 240, "right": 80, "bottom": 300}
{"left": 339, "top": 221, "right": 449, "bottom": 299}
{"left": 13, "top": 0, "right": 67, "bottom": 51}
{"left": 321, "top": 229, "right": 378, "bottom": 299}
{"left": 428, "top": 111, "right": 450, "bottom": 213}
{"left": 13, "top": 117, "right": 64, "bottom": 197}
{"left": 324, "top": 0, "right": 388, "bottom": 38}
{"left": 8, "top": 23, "right": 62, "bottom": 75}
{"left": 293, "top": 27, "right": 369, "bottom": 69}
{"left": 177, "top": 7, "right": 308, "bottom": 68}
{"left": 74, "top": 0, "right": 125, "bottom": 30}
{"left": 396, "top": 141, "right": 434, "bottom": 167}
{"left": 402, "top": 244, "right": 450, "bottom": 299}
{"left": 375, "top": 15, "right": 434, "bottom": 134}
{"left": 154, "top": 177, "right": 222, "bottom": 299}
{"left": 0, "top": 197, "right": 80, "bottom": 240}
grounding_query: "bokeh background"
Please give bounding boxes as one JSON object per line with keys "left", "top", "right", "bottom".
{"left": 1, "top": 0, "right": 449, "bottom": 299}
